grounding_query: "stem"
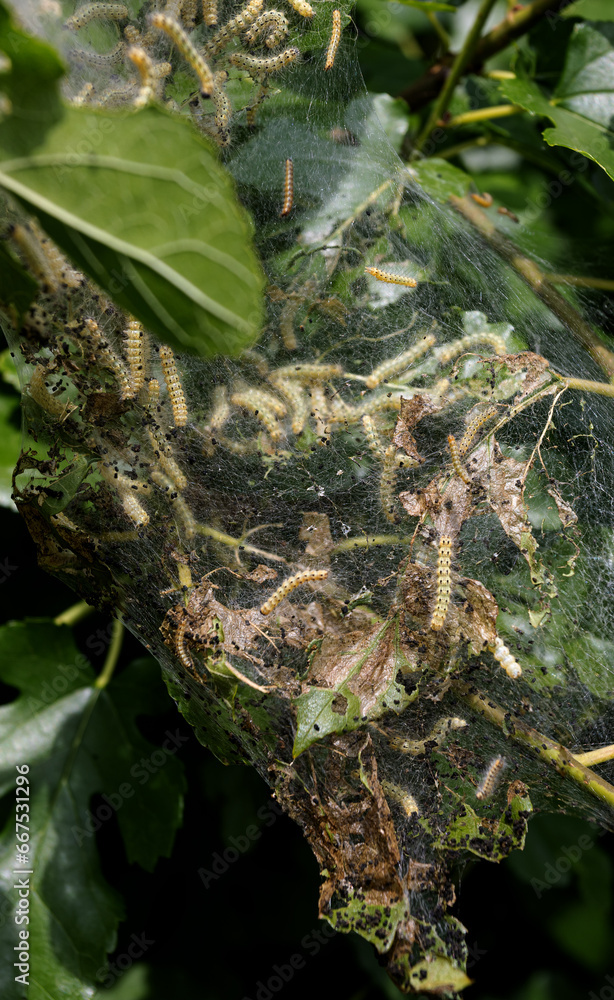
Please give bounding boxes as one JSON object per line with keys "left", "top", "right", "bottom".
{"left": 436, "top": 136, "right": 491, "bottom": 160}
{"left": 413, "top": 0, "right": 502, "bottom": 153}
{"left": 443, "top": 104, "right": 522, "bottom": 128}
{"left": 574, "top": 746, "right": 614, "bottom": 767}
{"left": 426, "top": 10, "right": 450, "bottom": 51}
{"left": 455, "top": 683, "right": 614, "bottom": 812}
{"left": 197, "top": 524, "right": 287, "bottom": 563}
{"left": 449, "top": 194, "right": 614, "bottom": 378}
{"left": 54, "top": 599, "right": 93, "bottom": 627}
{"left": 561, "top": 377, "right": 614, "bottom": 398}
{"left": 331, "top": 534, "right": 407, "bottom": 553}
{"left": 94, "top": 618, "right": 123, "bottom": 690}
{"left": 546, "top": 273, "right": 614, "bottom": 292}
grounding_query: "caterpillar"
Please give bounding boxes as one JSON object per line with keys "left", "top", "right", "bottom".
{"left": 181, "top": 0, "right": 198, "bottom": 28}
{"left": 458, "top": 404, "right": 498, "bottom": 457}
{"left": 229, "top": 46, "right": 300, "bottom": 73}
{"left": 9, "top": 223, "right": 60, "bottom": 293}
{"left": 211, "top": 81, "right": 232, "bottom": 146}
{"left": 471, "top": 191, "right": 493, "bottom": 208}
{"left": 285, "top": 0, "right": 314, "bottom": 17}
{"left": 230, "top": 388, "right": 287, "bottom": 441}
{"left": 146, "top": 429, "right": 188, "bottom": 491}
{"left": 246, "top": 84, "right": 269, "bottom": 127}
{"left": 99, "top": 460, "right": 152, "bottom": 496}
{"left": 491, "top": 637, "right": 522, "bottom": 679}
{"left": 280, "top": 157, "right": 294, "bottom": 217}
{"left": 447, "top": 434, "right": 470, "bottom": 485}
{"left": 144, "top": 378, "right": 160, "bottom": 408}
{"left": 365, "top": 266, "right": 417, "bottom": 288}
{"left": 260, "top": 569, "right": 328, "bottom": 615}
{"left": 476, "top": 756, "right": 506, "bottom": 800}
{"left": 361, "top": 414, "right": 381, "bottom": 454}
{"left": 202, "top": 0, "right": 218, "bottom": 25}
{"left": 364, "top": 334, "right": 436, "bottom": 388}
{"left": 84, "top": 318, "right": 133, "bottom": 399}
{"left": 123, "top": 24, "right": 141, "bottom": 43}
{"left": 150, "top": 13, "right": 215, "bottom": 97}
{"left": 158, "top": 344, "right": 188, "bottom": 426}
{"left": 127, "top": 46, "right": 154, "bottom": 108}
{"left": 433, "top": 331, "right": 507, "bottom": 364}
{"left": 430, "top": 535, "right": 453, "bottom": 631}
{"left": 123, "top": 318, "right": 148, "bottom": 394}
{"left": 121, "top": 491, "right": 150, "bottom": 527}
{"left": 278, "top": 296, "right": 300, "bottom": 350}
{"left": 150, "top": 469, "right": 197, "bottom": 536}
{"left": 28, "top": 365, "right": 68, "bottom": 418}
{"left": 244, "top": 10, "right": 288, "bottom": 47}
{"left": 71, "top": 81, "right": 95, "bottom": 106}
{"left": 272, "top": 363, "right": 342, "bottom": 381}
{"left": 174, "top": 616, "right": 193, "bottom": 671}
{"left": 205, "top": 0, "right": 264, "bottom": 54}
{"left": 268, "top": 377, "right": 308, "bottom": 435}
{"left": 380, "top": 444, "right": 400, "bottom": 523}
{"left": 381, "top": 781, "right": 419, "bottom": 818}
{"left": 70, "top": 41, "right": 126, "bottom": 65}
{"left": 389, "top": 717, "right": 467, "bottom": 756}
{"left": 64, "top": 3, "right": 128, "bottom": 29}
{"left": 324, "top": 9, "right": 341, "bottom": 71}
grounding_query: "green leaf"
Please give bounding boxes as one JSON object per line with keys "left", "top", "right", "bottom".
{"left": 562, "top": 0, "right": 614, "bottom": 20}
{"left": 408, "top": 158, "right": 472, "bottom": 203}
{"left": 0, "top": 244, "right": 38, "bottom": 326}
{"left": 391, "top": 0, "right": 456, "bottom": 10}
{"left": 0, "top": 622, "right": 185, "bottom": 999}
{"left": 0, "top": 392, "right": 21, "bottom": 508}
{"left": 0, "top": 106, "right": 265, "bottom": 357}
{"left": 500, "top": 56, "right": 614, "bottom": 182}
{"left": 554, "top": 21, "right": 614, "bottom": 127}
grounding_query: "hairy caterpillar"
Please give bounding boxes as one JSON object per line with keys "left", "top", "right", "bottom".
{"left": 205, "top": 0, "right": 264, "bottom": 54}
{"left": 260, "top": 569, "right": 328, "bottom": 615}
{"left": 158, "top": 345, "right": 188, "bottom": 426}
{"left": 246, "top": 84, "right": 269, "bottom": 126}
{"left": 280, "top": 158, "right": 294, "bottom": 217}
{"left": 491, "top": 637, "right": 522, "bottom": 679}
{"left": 181, "top": 0, "right": 198, "bottom": 28}
{"left": 244, "top": 10, "right": 288, "bottom": 47}
{"left": 144, "top": 378, "right": 160, "bottom": 408}
{"left": 380, "top": 444, "right": 400, "bottom": 522}
{"left": 202, "top": 0, "right": 218, "bottom": 25}
{"left": 70, "top": 40, "right": 126, "bottom": 65}
{"left": 211, "top": 81, "right": 232, "bottom": 146}
{"left": 324, "top": 9, "right": 341, "bottom": 71}
{"left": 364, "top": 334, "right": 436, "bottom": 388}
{"left": 146, "top": 429, "right": 188, "bottom": 491}
{"left": 84, "top": 318, "right": 133, "bottom": 399}
{"left": 230, "top": 388, "right": 287, "bottom": 441}
{"left": 28, "top": 365, "right": 68, "bottom": 418}
{"left": 381, "top": 781, "right": 419, "bottom": 818}
{"left": 123, "top": 319, "right": 148, "bottom": 395}
{"left": 150, "top": 13, "right": 215, "bottom": 96}
{"left": 471, "top": 192, "right": 493, "bottom": 208}
{"left": 447, "top": 434, "right": 470, "bottom": 484}
{"left": 174, "top": 616, "right": 193, "bottom": 671}
{"left": 64, "top": 3, "right": 128, "bottom": 29}
{"left": 285, "top": 0, "right": 314, "bottom": 17}
{"left": 389, "top": 717, "right": 467, "bottom": 756}
{"left": 430, "top": 535, "right": 452, "bottom": 631}
{"left": 9, "top": 223, "right": 60, "bottom": 293}
{"left": 365, "top": 266, "right": 417, "bottom": 288}
{"left": 120, "top": 491, "right": 150, "bottom": 527}
{"left": 476, "top": 756, "right": 506, "bottom": 799}
{"left": 267, "top": 377, "right": 308, "bottom": 435}
{"left": 434, "top": 331, "right": 507, "bottom": 364}
{"left": 150, "top": 469, "right": 197, "bottom": 536}
{"left": 272, "top": 363, "right": 342, "bottom": 381}
{"left": 458, "top": 404, "right": 498, "bottom": 457}
{"left": 127, "top": 46, "right": 154, "bottom": 108}
{"left": 361, "top": 414, "right": 381, "bottom": 454}
{"left": 229, "top": 46, "right": 300, "bottom": 73}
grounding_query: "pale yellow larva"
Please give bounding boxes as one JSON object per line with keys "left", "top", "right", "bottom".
{"left": 99, "top": 461, "right": 152, "bottom": 496}
{"left": 324, "top": 8, "right": 341, "bottom": 71}
{"left": 361, "top": 414, "right": 381, "bottom": 454}
{"left": 229, "top": 46, "right": 300, "bottom": 73}
{"left": 447, "top": 434, "right": 470, "bottom": 485}
{"left": 244, "top": 10, "right": 288, "bottom": 47}
{"left": 434, "top": 331, "right": 507, "bottom": 365}
{"left": 458, "top": 404, "right": 498, "bottom": 457}
{"left": 149, "top": 13, "right": 215, "bottom": 96}
{"left": 380, "top": 444, "right": 400, "bottom": 523}
{"left": 476, "top": 756, "right": 506, "bottom": 799}
{"left": 123, "top": 318, "right": 148, "bottom": 394}
{"left": 272, "top": 363, "right": 343, "bottom": 381}
{"left": 365, "top": 333, "right": 436, "bottom": 389}
{"left": 202, "top": 0, "right": 218, "bottom": 26}
{"left": 430, "top": 535, "right": 452, "bottom": 631}
{"left": 365, "top": 266, "right": 417, "bottom": 288}
{"left": 64, "top": 3, "right": 128, "bottom": 29}
{"left": 230, "top": 388, "right": 286, "bottom": 441}
{"left": 211, "top": 81, "right": 232, "bottom": 146}
{"left": 381, "top": 780, "right": 419, "bottom": 818}
{"left": 280, "top": 157, "right": 294, "bottom": 217}
{"left": 28, "top": 365, "right": 67, "bottom": 418}
{"left": 9, "top": 223, "right": 59, "bottom": 293}
{"left": 70, "top": 40, "right": 126, "bottom": 66}
{"left": 144, "top": 378, "right": 160, "bottom": 408}
{"left": 268, "top": 377, "right": 308, "bottom": 435}
{"left": 205, "top": 0, "right": 263, "bottom": 54}
{"left": 260, "top": 569, "right": 328, "bottom": 615}
{"left": 389, "top": 717, "right": 467, "bottom": 756}
{"left": 491, "top": 637, "right": 522, "bottom": 679}
{"left": 278, "top": 296, "right": 299, "bottom": 350}
{"left": 158, "top": 344, "right": 188, "bottom": 427}
{"left": 84, "top": 318, "right": 133, "bottom": 399}
{"left": 127, "top": 46, "right": 154, "bottom": 108}
{"left": 150, "top": 468, "right": 197, "bottom": 535}
{"left": 285, "top": 0, "right": 313, "bottom": 17}
{"left": 146, "top": 429, "right": 188, "bottom": 491}
{"left": 121, "top": 491, "right": 150, "bottom": 527}
{"left": 175, "top": 616, "right": 193, "bottom": 671}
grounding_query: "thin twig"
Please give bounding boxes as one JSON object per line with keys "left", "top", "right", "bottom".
{"left": 443, "top": 104, "right": 522, "bottom": 129}
{"left": 95, "top": 619, "right": 123, "bottom": 689}
{"left": 54, "top": 599, "right": 93, "bottom": 627}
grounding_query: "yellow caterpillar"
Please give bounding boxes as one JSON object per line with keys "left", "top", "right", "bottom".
{"left": 285, "top": 0, "right": 313, "bottom": 17}
{"left": 447, "top": 434, "right": 470, "bottom": 484}
{"left": 430, "top": 535, "right": 452, "bottom": 631}
{"left": 205, "top": 0, "right": 264, "bottom": 54}
{"left": 158, "top": 345, "right": 188, "bottom": 427}
{"left": 365, "top": 266, "right": 417, "bottom": 288}
{"left": 324, "top": 9, "right": 341, "bottom": 71}
{"left": 491, "top": 637, "right": 522, "bottom": 679}
{"left": 476, "top": 756, "right": 506, "bottom": 799}
{"left": 458, "top": 405, "right": 498, "bottom": 457}
{"left": 260, "top": 569, "right": 328, "bottom": 615}
{"left": 150, "top": 13, "right": 215, "bottom": 96}
{"left": 434, "top": 331, "right": 507, "bottom": 364}
{"left": 229, "top": 46, "right": 300, "bottom": 73}
{"left": 64, "top": 3, "right": 128, "bottom": 29}
{"left": 365, "top": 334, "right": 436, "bottom": 388}
{"left": 244, "top": 10, "right": 288, "bottom": 47}
{"left": 280, "top": 157, "right": 294, "bottom": 216}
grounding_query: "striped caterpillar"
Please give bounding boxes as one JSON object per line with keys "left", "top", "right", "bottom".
{"left": 149, "top": 13, "right": 215, "bottom": 97}
{"left": 229, "top": 46, "right": 300, "bottom": 73}
{"left": 458, "top": 405, "right": 498, "bottom": 457}
{"left": 70, "top": 40, "right": 126, "bottom": 65}
{"left": 120, "top": 491, "right": 150, "bottom": 528}
{"left": 389, "top": 717, "right": 467, "bottom": 755}
{"left": 280, "top": 158, "right": 294, "bottom": 217}
{"left": 476, "top": 756, "right": 506, "bottom": 799}
{"left": 202, "top": 0, "right": 218, "bottom": 25}
{"left": 211, "top": 80, "right": 232, "bottom": 146}
{"left": 244, "top": 10, "right": 288, "bottom": 47}
{"left": 271, "top": 363, "right": 342, "bottom": 381}
{"left": 361, "top": 414, "right": 381, "bottom": 454}
{"left": 144, "top": 378, "right": 160, "bottom": 408}
{"left": 84, "top": 318, "right": 133, "bottom": 400}
{"left": 381, "top": 781, "right": 419, "bottom": 818}
{"left": 324, "top": 9, "right": 341, "bottom": 71}
{"left": 433, "top": 331, "right": 507, "bottom": 364}
{"left": 380, "top": 444, "right": 401, "bottom": 523}
{"left": 158, "top": 345, "right": 188, "bottom": 427}
{"left": 430, "top": 535, "right": 452, "bottom": 631}
{"left": 260, "top": 569, "right": 328, "bottom": 615}
{"left": 471, "top": 192, "right": 493, "bottom": 208}
{"left": 146, "top": 429, "right": 188, "bottom": 491}
{"left": 447, "top": 434, "right": 470, "bottom": 484}
{"left": 205, "top": 0, "right": 263, "bottom": 54}
{"left": 285, "top": 0, "right": 314, "bottom": 17}
{"left": 365, "top": 266, "right": 417, "bottom": 288}
{"left": 123, "top": 318, "right": 148, "bottom": 394}
{"left": 174, "top": 616, "right": 193, "bottom": 671}
{"left": 491, "top": 637, "right": 522, "bottom": 679}
{"left": 64, "top": 3, "right": 128, "bottom": 29}
{"left": 230, "top": 388, "right": 287, "bottom": 441}
{"left": 267, "top": 377, "right": 308, "bottom": 435}
{"left": 127, "top": 46, "right": 154, "bottom": 108}
{"left": 365, "top": 334, "right": 436, "bottom": 388}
